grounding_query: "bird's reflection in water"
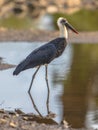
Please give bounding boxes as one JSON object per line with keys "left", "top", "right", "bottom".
{"left": 27, "top": 65, "right": 51, "bottom": 118}
{"left": 28, "top": 90, "right": 57, "bottom": 124}
{"left": 28, "top": 65, "right": 50, "bottom": 116}
{"left": 28, "top": 91, "right": 43, "bottom": 117}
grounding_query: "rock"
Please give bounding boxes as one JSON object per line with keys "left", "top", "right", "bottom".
{"left": 39, "top": 0, "right": 47, "bottom": 7}
{"left": 66, "top": 0, "right": 81, "bottom": 7}
{"left": 47, "top": 5, "right": 58, "bottom": 13}
{"left": 9, "top": 122, "right": 17, "bottom": 128}
{"left": 0, "top": 119, "right": 7, "bottom": 124}
{"left": 0, "top": 0, "right": 97, "bottom": 18}
{"left": 0, "top": 2, "right": 14, "bottom": 18}
{"left": 82, "top": 0, "right": 98, "bottom": 9}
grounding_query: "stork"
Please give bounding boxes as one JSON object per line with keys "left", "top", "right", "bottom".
{"left": 13, "top": 17, "right": 78, "bottom": 115}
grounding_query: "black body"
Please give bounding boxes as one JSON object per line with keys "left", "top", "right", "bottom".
{"left": 13, "top": 37, "right": 67, "bottom": 75}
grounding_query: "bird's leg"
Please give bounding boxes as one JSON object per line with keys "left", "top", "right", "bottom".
{"left": 45, "top": 65, "right": 50, "bottom": 114}
{"left": 28, "top": 66, "right": 43, "bottom": 117}
{"left": 28, "top": 91, "right": 43, "bottom": 117}
{"left": 28, "top": 66, "right": 40, "bottom": 93}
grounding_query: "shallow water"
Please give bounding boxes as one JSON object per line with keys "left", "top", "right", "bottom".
{"left": 0, "top": 42, "right": 98, "bottom": 128}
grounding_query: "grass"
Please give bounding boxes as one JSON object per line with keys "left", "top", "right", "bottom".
{"left": 0, "top": 9, "right": 98, "bottom": 31}
{"left": 52, "top": 9, "right": 98, "bottom": 31}
{"left": 0, "top": 15, "right": 32, "bottom": 29}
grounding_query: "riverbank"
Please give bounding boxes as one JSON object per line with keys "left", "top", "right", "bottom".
{"left": 0, "top": 29, "right": 98, "bottom": 43}
{"left": 0, "top": 0, "right": 98, "bottom": 19}
{"left": 0, "top": 109, "right": 93, "bottom": 130}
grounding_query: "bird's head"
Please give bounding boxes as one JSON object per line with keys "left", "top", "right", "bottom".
{"left": 57, "top": 17, "right": 78, "bottom": 34}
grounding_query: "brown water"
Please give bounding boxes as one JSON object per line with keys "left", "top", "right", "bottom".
{"left": 60, "top": 44, "right": 98, "bottom": 128}
{"left": 0, "top": 42, "right": 98, "bottom": 128}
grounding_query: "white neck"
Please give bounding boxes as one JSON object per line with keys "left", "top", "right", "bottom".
{"left": 59, "top": 25, "right": 68, "bottom": 39}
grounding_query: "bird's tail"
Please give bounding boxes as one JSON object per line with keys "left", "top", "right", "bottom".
{"left": 13, "top": 60, "right": 26, "bottom": 75}
{"left": 13, "top": 59, "right": 37, "bottom": 75}
{"left": 13, "top": 68, "right": 21, "bottom": 75}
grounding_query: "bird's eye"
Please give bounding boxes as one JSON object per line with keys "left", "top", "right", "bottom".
{"left": 61, "top": 19, "right": 66, "bottom": 24}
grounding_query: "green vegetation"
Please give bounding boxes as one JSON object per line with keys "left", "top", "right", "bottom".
{"left": 0, "top": 16, "right": 32, "bottom": 29}
{"left": 52, "top": 9, "right": 98, "bottom": 31}
{"left": 0, "top": 9, "right": 98, "bottom": 31}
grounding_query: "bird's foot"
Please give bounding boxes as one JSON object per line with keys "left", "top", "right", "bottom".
{"left": 46, "top": 111, "right": 56, "bottom": 118}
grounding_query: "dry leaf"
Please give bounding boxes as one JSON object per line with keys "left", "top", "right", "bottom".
{"left": 10, "top": 122, "right": 17, "bottom": 128}
{"left": 0, "top": 119, "right": 7, "bottom": 124}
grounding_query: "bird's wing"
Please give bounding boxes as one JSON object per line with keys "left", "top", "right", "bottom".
{"left": 25, "top": 43, "right": 57, "bottom": 67}
{"left": 13, "top": 43, "right": 57, "bottom": 75}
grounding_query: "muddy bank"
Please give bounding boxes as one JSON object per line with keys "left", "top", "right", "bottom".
{"left": 0, "top": 57, "right": 15, "bottom": 70}
{"left": 0, "top": 29, "right": 98, "bottom": 43}
{"left": 0, "top": 63, "right": 15, "bottom": 70}
{"left": 0, "top": 109, "right": 92, "bottom": 130}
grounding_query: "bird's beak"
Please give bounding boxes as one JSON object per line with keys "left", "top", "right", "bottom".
{"left": 65, "top": 22, "right": 78, "bottom": 34}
